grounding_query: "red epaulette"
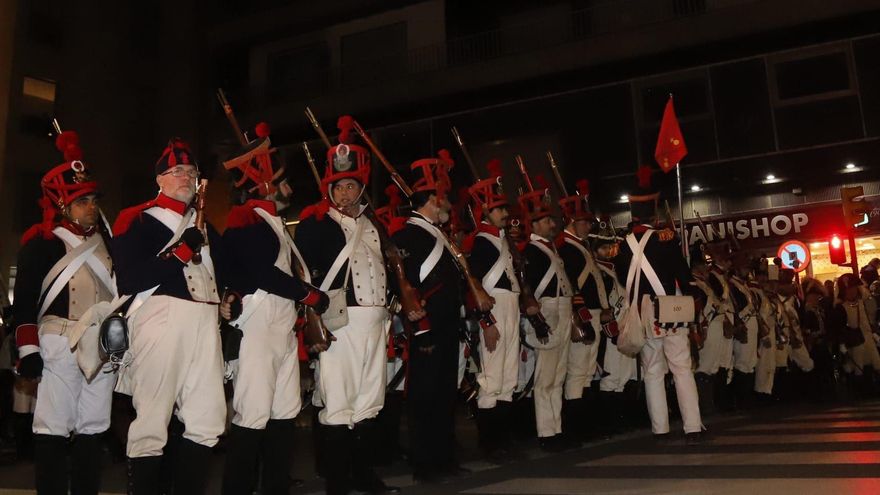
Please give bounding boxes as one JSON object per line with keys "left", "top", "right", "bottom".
{"left": 553, "top": 232, "right": 567, "bottom": 249}
{"left": 226, "top": 204, "right": 261, "bottom": 229}
{"left": 387, "top": 217, "right": 408, "bottom": 236}
{"left": 300, "top": 199, "right": 330, "bottom": 221}
{"left": 113, "top": 200, "right": 157, "bottom": 236}
{"left": 19, "top": 223, "right": 56, "bottom": 246}
{"left": 461, "top": 231, "right": 478, "bottom": 253}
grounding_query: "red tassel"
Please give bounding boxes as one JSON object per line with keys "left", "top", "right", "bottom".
{"left": 437, "top": 148, "right": 452, "bottom": 163}
{"left": 576, "top": 179, "right": 589, "bottom": 196}
{"left": 534, "top": 174, "right": 549, "bottom": 190}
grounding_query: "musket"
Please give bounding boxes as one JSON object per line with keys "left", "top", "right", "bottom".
{"left": 304, "top": 107, "right": 332, "bottom": 150}
{"left": 451, "top": 129, "right": 544, "bottom": 320}
{"left": 52, "top": 118, "right": 62, "bottom": 135}
{"left": 216, "top": 89, "right": 248, "bottom": 146}
{"left": 302, "top": 109, "right": 426, "bottom": 322}
{"left": 352, "top": 117, "right": 494, "bottom": 313}
{"left": 546, "top": 151, "right": 568, "bottom": 197}
{"left": 301, "top": 142, "right": 322, "bottom": 190}
{"left": 451, "top": 126, "right": 482, "bottom": 180}
{"left": 509, "top": 155, "right": 552, "bottom": 342}
{"left": 191, "top": 179, "right": 208, "bottom": 265}
{"left": 351, "top": 120, "right": 413, "bottom": 197}
{"left": 515, "top": 155, "right": 534, "bottom": 192}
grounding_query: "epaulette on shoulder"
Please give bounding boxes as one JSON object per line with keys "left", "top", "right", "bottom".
{"left": 553, "top": 233, "right": 566, "bottom": 249}
{"left": 226, "top": 204, "right": 261, "bottom": 229}
{"left": 300, "top": 199, "right": 330, "bottom": 221}
{"left": 19, "top": 223, "right": 56, "bottom": 246}
{"left": 387, "top": 217, "right": 407, "bottom": 236}
{"left": 657, "top": 228, "right": 675, "bottom": 242}
{"left": 461, "top": 231, "right": 478, "bottom": 254}
{"left": 113, "top": 200, "right": 156, "bottom": 236}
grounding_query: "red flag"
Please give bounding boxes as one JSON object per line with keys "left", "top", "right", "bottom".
{"left": 654, "top": 97, "right": 688, "bottom": 173}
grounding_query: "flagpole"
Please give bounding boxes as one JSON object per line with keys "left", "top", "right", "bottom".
{"left": 676, "top": 162, "right": 689, "bottom": 264}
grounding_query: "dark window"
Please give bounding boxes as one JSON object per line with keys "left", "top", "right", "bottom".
{"left": 267, "top": 42, "right": 330, "bottom": 100}
{"left": 775, "top": 96, "right": 862, "bottom": 149}
{"left": 775, "top": 53, "right": 851, "bottom": 100}
{"left": 19, "top": 77, "right": 56, "bottom": 138}
{"left": 854, "top": 36, "right": 880, "bottom": 137}
{"left": 340, "top": 22, "right": 408, "bottom": 87}
{"left": 27, "top": 0, "right": 62, "bottom": 48}
{"left": 711, "top": 59, "right": 775, "bottom": 157}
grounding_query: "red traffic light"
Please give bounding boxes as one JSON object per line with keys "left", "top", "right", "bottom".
{"left": 829, "top": 234, "right": 847, "bottom": 265}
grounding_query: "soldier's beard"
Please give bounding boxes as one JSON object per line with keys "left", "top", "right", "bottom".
{"left": 163, "top": 186, "right": 195, "bottom": 204}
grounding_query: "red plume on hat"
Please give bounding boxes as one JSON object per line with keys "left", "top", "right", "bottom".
{"left": 486, "top": 158, "right": 503, "bottom": 178}
{"left": 375, "top": 184, "right": 406, "bottom": 234}
{"left": 337, "top": 115, "right": 355, "bottom": 144}
{"left": 576, "top": 179, "right": 589, "bottom": 196}
{"left": 255, "top": 122, "right": 271, "bottom": 138}
{"left": 637, "top": 165, "right": 652, "bottom": 189}
{"left": 55, "top": 131, "right": 83, "bottom": 162}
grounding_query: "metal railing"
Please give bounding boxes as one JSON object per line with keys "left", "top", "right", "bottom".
{"left": 250, "top": 0, "right": 764, "bottom": 106}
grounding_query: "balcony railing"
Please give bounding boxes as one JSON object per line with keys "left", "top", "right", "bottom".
{"left": 249, "top": 0, "right": 765, "bottom": 107}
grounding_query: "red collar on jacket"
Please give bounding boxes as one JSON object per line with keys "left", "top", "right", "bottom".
{"left": 477, "top": 221, "right": 502, "bottom": 238}
{"left": 156, "top": 193, "right": 189, "bottom": 215}
{"left": 59, "top": 219, "right": 96, "bottom": 237}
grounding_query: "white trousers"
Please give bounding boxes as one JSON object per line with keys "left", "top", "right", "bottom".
{"left": 124, "top": 296, "right": 226, "bottom": 458}
{"left": 532, "top": 297, "right": 571, "bottom": 438}
{"left": 600, "top": 339, "right": 639, "bottom": 393}
{"left": 317, "top": 307, "right": 388, "bottom": 426}
{"left": 477, "top": 291, "right": 521, "bottom": 409}
{"left": 641, "top": 330, "right": 702, "bottom": 434}
{"left": 696, "top": 318, "right": 733, "bottom": 375}
{"left": 733, "top": 317, "right": 759, "bottom": 373}
{"left": 33, "top": 332, "right": 115, "bottom": 436}
{"left": 232, "top": 293, "right": 301, "bottom": 429}
{"left": 564, "top": 309, "right": 601, "bottom": 399}
{"left": 754, "top": 329, "right": 776, "bottom": 395}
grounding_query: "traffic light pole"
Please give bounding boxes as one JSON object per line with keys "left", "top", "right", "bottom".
{"left": 848, "top": 230, "right": 859, "bottom": 275}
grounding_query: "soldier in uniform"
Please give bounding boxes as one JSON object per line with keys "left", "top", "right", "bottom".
{"left": 728, "top": 251, "right": 760, "bottom": 408}
{"left": 390, "top": 150, "right": 473, "bottom": 482}
{"left": 773, "top": 268, "right": 815, "bottom": 399}
{"left": 697, "top": 242, "right": 736, "bottom": 411}
{"left": 520, "top": 176, "right": 574, "bottom": 452}
{"left": 590, "top": 220, "right": 639, "bottom": 434}
{"left": 113, "top": 138, "right": 226, "bottom": 494}
{"left": 293, "top": 116, "right": 398, "bottom": 495}
{"left": 752, "top": 259, "right": 778, "bottom": 399}
{"left": 614, "top": 166, "right": 703, "bottom": 442}
{"left": 555, "top": 179, "right": 601, "bottom": 442}
{"left": 219, "top": 122, "right": 329, "bottom": 494}
{"left": 830, "top": 273, "right": 880, "bottom": 395}
{"left": 13, "top": 131, "right": 116, "bottom": 494}
{"left": 466, "top": 159, "right": 521, "bottom": 459}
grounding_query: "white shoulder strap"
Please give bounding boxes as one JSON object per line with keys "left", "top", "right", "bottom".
{"left": 625, "top": 232, "right": 667, "bottom": 297}
{"left": 37, "top": 236, "right": 101, "bottom": 320}
{"left": 478, "top": 232, "right": 508, "bottom": 290}
{"left": 530, "top": 239, "right": 562, "bottom": 299}
{"left": 319, "top": 216, "right": 366, "bottom": 292}
{"left": 52, "top": 227, "right": 117, "bottom": 298}
{"left": 407, "top": 217, "right": 448, "bottom": 283}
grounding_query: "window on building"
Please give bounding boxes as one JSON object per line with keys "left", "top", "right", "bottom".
{"left": 267, "top": 42, "right": 330, "bottom": 100}
{"left": 768, "top": 45, "right": 864, "bottom": 149}
{"left": 340, "top": 22, "right": 408, "bottom": 87}
{"left": 710, "top": 59, "right": 775, "bottom": 158}
{"left": 26, "top": 0, "right": 62, "bottom": 48}
{"left": 19, "top": 77, "right": 56, "bottom": 138}
{"left": 854, "top": 36, "right": 880, "bottom": 138}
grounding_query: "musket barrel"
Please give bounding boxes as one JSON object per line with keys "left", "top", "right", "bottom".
{"left": 304, "top": 107, "right": 332, "bottom": 150}
{"left": 546, "top": 151, "right": 569, "bottom": 197}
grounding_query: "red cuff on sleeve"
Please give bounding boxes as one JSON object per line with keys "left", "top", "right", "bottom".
{"left": 172, "top": 242, "right": 194, "bottom": 263}
{"left": 300, "top": 289, "right": 321, "bottom": 307}
{"left": 15, "top": 324, "right": 39, "bottom": 348}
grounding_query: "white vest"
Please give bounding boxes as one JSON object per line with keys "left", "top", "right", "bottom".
{"left": 327, "top": 208, "right": 387, "bottom": 307}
